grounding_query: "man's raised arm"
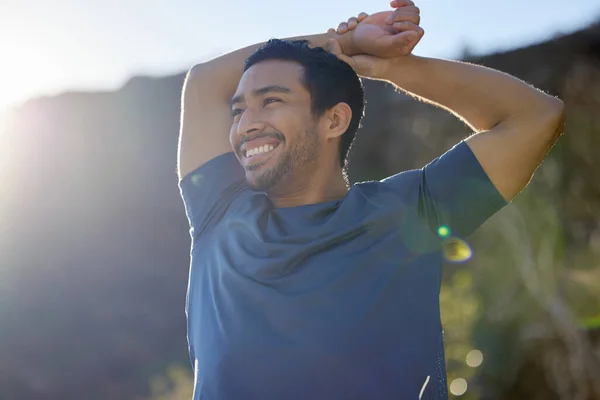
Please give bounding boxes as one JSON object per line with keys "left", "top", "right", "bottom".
{"left": 377, "top": 54, "right": 565, "bottom": 202}
{"left": 329, "top": 4, "right": 564, "bottom": 204}
{"left": 177, "top": 31, "right": 357, "bottom": 180}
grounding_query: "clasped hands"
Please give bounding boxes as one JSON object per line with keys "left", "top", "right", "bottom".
{"left": 325, "top": 0, "right": 424, "bottom": 78}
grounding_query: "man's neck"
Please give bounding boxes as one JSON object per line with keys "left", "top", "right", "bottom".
{"left": 268, "top": 170, "right": 348, "bottom": 208}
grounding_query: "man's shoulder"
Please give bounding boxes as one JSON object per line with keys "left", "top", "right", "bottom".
{"left": 178, "top": 151, "right": 249, "bottom": 243}
{"left": 338, "top": 170, "right": 422, "bottom": 215}
{"left": 352, "top": 169, "right": 421, "bottom": 199}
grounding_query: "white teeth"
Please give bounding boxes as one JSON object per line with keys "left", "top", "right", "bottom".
{"left": 246, "top": 144, "right": 275, "bottom": 157}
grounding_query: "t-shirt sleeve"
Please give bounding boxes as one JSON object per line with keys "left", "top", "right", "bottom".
{"left": 178, "top": 152, "right": 247, "bottom": 243}
{"left": 381, "top": 140, "right": 507, "bottom": 238}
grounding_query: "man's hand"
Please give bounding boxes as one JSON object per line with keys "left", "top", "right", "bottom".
{"left": 326, "top": 1, "right": 424, "bottom": 78}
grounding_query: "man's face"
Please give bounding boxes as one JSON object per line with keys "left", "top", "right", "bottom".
{"left": 230, "top": 60, "right": 321, "bottom": 192}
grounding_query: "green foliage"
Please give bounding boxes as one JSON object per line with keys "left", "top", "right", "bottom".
{"left": 148, "top": 365, "right": 194, "bottom": 400}
{"left": 440, "top": 269, "right": 482, "bottom": 399}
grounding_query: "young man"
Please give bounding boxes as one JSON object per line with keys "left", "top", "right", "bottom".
{"left": 177, "top": 2, "right": 565, "bottom": 399}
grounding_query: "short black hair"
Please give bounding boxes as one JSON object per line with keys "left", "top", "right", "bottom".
{"left": 244, "top": 39, "right": 365, "bottom": 170}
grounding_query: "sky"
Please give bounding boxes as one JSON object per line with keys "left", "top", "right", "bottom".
{"left": 0, "top": 0, "right": 599, "bottom": 113}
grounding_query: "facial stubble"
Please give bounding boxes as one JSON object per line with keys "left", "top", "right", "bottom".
{"left": 247, "top": 123, "right": 320, "bottom": 191}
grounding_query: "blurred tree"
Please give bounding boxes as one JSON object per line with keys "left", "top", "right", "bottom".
{"left": 148, "top": 365, "right": 193, "bottom": 400}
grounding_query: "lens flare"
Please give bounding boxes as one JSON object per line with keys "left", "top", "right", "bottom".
{"left": 466, "top": 349, "right": 483, "bottom": 367}
{"left": 442, "top": 237, "right": 472, "bottom": 263}
{"left": 450, "top": 378, "right": 468, "bottom": 396}
{"left": 437, "top": 225, "right": 451, "bottom": 238}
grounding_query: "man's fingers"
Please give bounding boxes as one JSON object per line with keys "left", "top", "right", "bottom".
{"left": 405, "top": 5, "right": 420, "bottom": 15}
{"left": 337, "top": 21, "right": 349, "bottom": 33}
{"left": 338, "top": 13, "right": 367, "bottom": 34}
{"left": 347, "top": 17, "right": 358, "bottom": 29}
{"left": 389, "top": 30, "right": 420, "bottom": 55}
{"left": 391, "top": 21, "right": 424, "bottom": 37}
{"left": 390, "top": 0, "right": 415, "bottom": 8}
{"left": 386, "top": 7, "right": 421, "bottom": 25}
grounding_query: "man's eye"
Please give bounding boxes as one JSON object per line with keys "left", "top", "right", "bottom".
{"left": 232, "top": 109, "right": 242, "bottom": 117}
{"left": 264, "top": 98, "right": 281, "bottom": 105}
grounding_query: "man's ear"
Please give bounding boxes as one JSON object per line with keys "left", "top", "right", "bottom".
{"left": 323, "top": 102, "right": 352, "bottom": 139}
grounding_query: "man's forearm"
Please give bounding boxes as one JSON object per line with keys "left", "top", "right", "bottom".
{"left": 375, "top": 55, "right": 562, "bottom": 132}
{"left": 189, "top": 32, "right": 352, "bottom": 103}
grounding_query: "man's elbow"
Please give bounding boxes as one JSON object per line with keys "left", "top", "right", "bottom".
{"left": 185, "top": 64, "right": 208, "bottom": 87}
{"left": 545, "top": 96, "right": 566, "bottom": 141}
{"left": 531, "top": 95, "right": 566, "bottom": 145}
{"left": 546, "top": 95, "right": 565, "bottom": 118}
{"left": 182, "top": 64, "right": 217, "bottom": 105}
{"left": 184, "top": 62, "right": 234, "bottom": 104}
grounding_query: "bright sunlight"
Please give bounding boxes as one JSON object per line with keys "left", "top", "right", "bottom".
{"left": 0, "top": 36, "right": 66, "bottom": 113}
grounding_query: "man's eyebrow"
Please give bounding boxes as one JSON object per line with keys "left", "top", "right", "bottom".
{"left": 230, "top": 85, "right": 292, "bottom": 107}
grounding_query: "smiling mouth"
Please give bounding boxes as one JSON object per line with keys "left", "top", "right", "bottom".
{"left": 243, "top": 142, "right": 281, "bottom": 159}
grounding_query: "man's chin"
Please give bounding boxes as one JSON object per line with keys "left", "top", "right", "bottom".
{"left": 246, "top": 170, "right": 272, "bottom": 192}
{"left": 246, "top": 165, "right": 285, "bottom": 192}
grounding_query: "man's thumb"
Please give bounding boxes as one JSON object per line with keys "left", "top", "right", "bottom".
{"left": 325, "top": 38, "right": 342, "bottom": 55}
{"left": 325, "top": 39, "right": 354, "bottom": 65}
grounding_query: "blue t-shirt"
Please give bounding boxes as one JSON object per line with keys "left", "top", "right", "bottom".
{"left": 178, "top": 141, "right": 506, "bottom": 400}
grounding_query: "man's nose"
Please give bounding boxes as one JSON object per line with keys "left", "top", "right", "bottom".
{"left": 237, "top": 108, "right": 266, "bottom": 135}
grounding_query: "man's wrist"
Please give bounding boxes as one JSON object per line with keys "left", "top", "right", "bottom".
{"left": 376, "top": 54, "right": 423, "bottom": 82}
